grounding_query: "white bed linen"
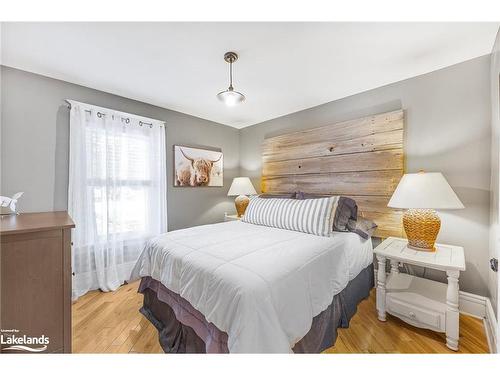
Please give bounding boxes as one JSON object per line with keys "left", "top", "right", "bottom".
{"left": 332, "top": 231, "right": 374, "bottom": 280}
{"left": 130, "top": 221, "right": 372, "bottom": 353}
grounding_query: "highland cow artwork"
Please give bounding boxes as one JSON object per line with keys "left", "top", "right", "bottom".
{"left": 174, "top": 145, "right": 223, "bottom": 187}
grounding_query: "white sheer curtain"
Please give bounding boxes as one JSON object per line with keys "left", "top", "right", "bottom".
{"left": 68, "top": 101, "right": 167, "bottom": 300}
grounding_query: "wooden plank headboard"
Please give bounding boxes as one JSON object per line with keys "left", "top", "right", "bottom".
{"left": 261, "top": 110, "right": 405, "bottom": 238}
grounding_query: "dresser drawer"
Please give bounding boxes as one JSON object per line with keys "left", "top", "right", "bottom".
{"left": 386, "top": 294, "right": 444, "bottom": 331}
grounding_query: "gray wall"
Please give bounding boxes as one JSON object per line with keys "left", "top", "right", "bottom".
{"left": 240, "top": 55, "right": 492, "bottom": 297}
{"left": 0, "top": 66, "right": 239, "bottom": 231}
{"left": 490, "top": 30, "right": 500, "bottom": 318}
{"left": 1, "top": 56, "right": 494, "bottom": 298}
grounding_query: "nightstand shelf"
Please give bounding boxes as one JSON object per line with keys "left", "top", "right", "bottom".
{"left": 374, "top": 237, "right": 466, "bottom": 351}
{"left": 386, "top": 273, "right": 447, "bottom": 332}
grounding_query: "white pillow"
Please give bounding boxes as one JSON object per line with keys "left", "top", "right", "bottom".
{"left": 242, "top": 196, "right": 337, "bottom": 237}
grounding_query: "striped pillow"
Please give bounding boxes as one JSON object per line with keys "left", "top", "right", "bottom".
{"left": 242, "top": 196, "right": 338, "bottom": 237}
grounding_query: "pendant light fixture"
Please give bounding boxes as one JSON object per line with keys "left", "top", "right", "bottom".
{"left": 217, "top": 52, "right": 245, "bottom": 106}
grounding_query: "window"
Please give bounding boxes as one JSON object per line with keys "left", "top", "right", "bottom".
{"left": 87, "top": 130, "right": 152, "bottom": 238}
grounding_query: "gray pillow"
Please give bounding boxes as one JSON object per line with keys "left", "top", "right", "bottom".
{"left": 333, "top": 196, "right": 358, "bottom": 232}
{"left": 347, "top": 217, "right": 378, "bottom": 239}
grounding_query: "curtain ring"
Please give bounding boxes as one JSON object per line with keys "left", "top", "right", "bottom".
{"left": 139, "top": 121, "right": 143, "bottom": 126}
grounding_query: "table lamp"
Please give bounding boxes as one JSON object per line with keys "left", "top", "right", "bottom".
{"left": 227, "top": 177, "right": 257, "bottom": 217}
{"left": 388, "top": 171, "right": 464, "bottom": 251}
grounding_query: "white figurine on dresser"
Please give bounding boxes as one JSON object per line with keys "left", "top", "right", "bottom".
{"left": 0, "top": 192, "right": 24, "bottom": 215}
{"left": 374, "top": 237, "right": 466, "bottom": 351}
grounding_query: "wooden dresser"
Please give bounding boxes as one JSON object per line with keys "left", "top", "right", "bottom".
{"left": 0, "top": 212, "right": 74, "bottom": 353}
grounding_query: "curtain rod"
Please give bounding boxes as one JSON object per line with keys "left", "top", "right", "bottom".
{"left": 64, "top": 99, "right": 165, "bottom": 128}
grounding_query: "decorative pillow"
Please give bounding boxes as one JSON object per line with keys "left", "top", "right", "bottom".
{"left": 332, "top": 196, "right": 358, "bottom": 232}
{"left": 242, "top": 196, "right": 336, "bottom": 237}
{"left": 294, "top": 192, "right": 358, "bottom": 232}
{"left": 347, "top": 217, "right": 378, "bottom": 239}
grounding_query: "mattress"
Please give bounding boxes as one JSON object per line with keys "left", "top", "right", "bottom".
{"left": 130, "top": 220, "right": 373, "bottom": 353}
{"left": 332, "top": 231, "right": 373, "bottom": 281}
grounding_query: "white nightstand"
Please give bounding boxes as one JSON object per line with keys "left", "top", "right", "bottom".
{"left": 374, "top": 237, "right": 466, "bottom": 351}
{"left": 224, "top": 213, "right": 241, "bottom": 222}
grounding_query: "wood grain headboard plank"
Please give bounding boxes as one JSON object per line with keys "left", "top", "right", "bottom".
{"left": 352, "top": 196, "right": 399, "bottom": 213}
{"left": 262, "top": 149, "right": 403, "bottom": 176}
{"left": 262, "top": 110, "right": 403, "bottom": 161}
{"left": 261, "top": 109, "right": 405, "bottom": 238}
{"left": 262, "top": 110, "right": 403, "bottom": 149}
{"left": 262, "top": 129, "right": 403, "bottom": 162}
{"left": 261, "top": 170, "right": 403, "bottom": 197}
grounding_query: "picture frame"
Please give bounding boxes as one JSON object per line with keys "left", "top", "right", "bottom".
{"left": 173, "top": 145, "right": 223, "bottom": 187}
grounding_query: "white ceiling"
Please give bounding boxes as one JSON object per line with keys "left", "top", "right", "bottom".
{"left": 1, "top": 22, "right": 498, "bottom": 129}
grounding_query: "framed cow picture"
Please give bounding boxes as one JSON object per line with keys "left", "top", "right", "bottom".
{"left": 174, "top": 145, "right": 223, "bottom": 187}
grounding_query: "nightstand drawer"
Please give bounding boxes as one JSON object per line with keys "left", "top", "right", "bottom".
{"left": 386, "top": 294, "right": 444, "bottom": 331}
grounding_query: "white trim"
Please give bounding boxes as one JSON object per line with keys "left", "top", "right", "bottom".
{"left": 485, "top": 298, "right": 498, "bottom": 353}
{"left": 459, "top": 291, "right": 487, "bottom": 318}
{"left": 66, "top": 99, "right": 166, "bottom": 125}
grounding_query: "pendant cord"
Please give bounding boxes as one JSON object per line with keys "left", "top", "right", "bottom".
{"left": 229, "top": 60, "right": 233, "bottom": 90}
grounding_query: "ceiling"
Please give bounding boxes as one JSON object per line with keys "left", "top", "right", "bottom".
{"left": 1, "top": 22, "right": 498, "bottom": 129}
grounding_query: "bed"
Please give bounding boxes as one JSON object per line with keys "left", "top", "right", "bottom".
{"left": 131, "top": 110, "right": 405, "bottom": 353}
{"left": 131, "top": 220, "right": 374, "bottom": 353}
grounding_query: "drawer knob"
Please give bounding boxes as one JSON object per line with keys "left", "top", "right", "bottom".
{"left": 409, "top": 312, "right": 416, "bottom": 319}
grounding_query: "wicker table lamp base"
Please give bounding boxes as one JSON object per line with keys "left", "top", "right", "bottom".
{"left": 403, "top": 209, "right": 441, "bottom": 252}
{"left": 234, "top": 195, "right": 250, "bottom": 218}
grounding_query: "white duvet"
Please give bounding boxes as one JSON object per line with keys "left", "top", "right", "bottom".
{"left": 130, "top": 220, "right": 372, "bottom": 353}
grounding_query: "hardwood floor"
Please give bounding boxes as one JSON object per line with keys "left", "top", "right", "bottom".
{"left": 72, "top": 282, "right": 163, "bottom": 353}
{"left": 72, "top": 281, "right": 489, "bottom": 354}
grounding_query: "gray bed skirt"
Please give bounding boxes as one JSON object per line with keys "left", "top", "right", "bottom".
{"left": 138, "top": 263, "right": 374, "bottom": 353}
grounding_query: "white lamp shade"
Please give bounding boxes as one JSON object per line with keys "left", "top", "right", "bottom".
{"left": 227, "top": 177, "right": 257, "bottom": 197}
{"left": 388, "top": 172, "right": 464, "bottom": 209}
{"left": 217, "top": 90, "right": 245, "bottom": 106}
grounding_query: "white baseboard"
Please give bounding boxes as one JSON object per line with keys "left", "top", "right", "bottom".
{"left": 458, "top": 291, "right": 487, "bottom": 318}
{"left": 484, "top": 298, "right": 498, "bottom": 353}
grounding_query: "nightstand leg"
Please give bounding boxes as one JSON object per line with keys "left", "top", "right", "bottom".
{"left": 445, "top": 270, "right": 460, "bottom": 351}
{"left": 376, "top": 255, "right": 387, "bottom": 322}
{"left": 390, "top": 260, "right": 399, "bottom": 275}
